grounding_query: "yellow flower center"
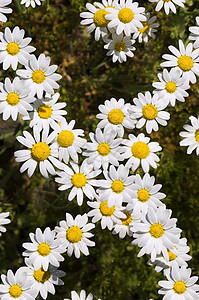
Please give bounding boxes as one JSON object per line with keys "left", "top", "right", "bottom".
{"left": 94, "top": 9, "right": 109, "bottom": 27}
{"left": 139, "top": 22, "right": 149, "bottom": 33}
{"left": 97, "top": 142, "right": 111, "bottom": 156}
{"left": 163, "top": 0, "right": 171, "bottom": 2}
{"left": 173, "top": 281, "right": 187, "bottom": 295}
{"left": 32, "top": 70, "right": 46, "bottom": 84}
{"left": 195, "top": 129, "right": 199, "bottom": 143}
{"left": 114, "top": 41, "right": 126, "bottom": 52}
{"left": 38, "top": 104, "right": 52, "bottom": 119}
{"left": 121, "top": 211, "right": 132, "bottom": 225}
{"left": 167, "top": 249, "right": 177, "bottom": 261}
{"left": 34, "top": 267, "right": 51, "bottom": 283}
{"left": 142, "top": 104, "right": 158, "bottom": 120}
{"left": 66, "top": 226, "right": 82, "bottom": 243}
{"left": 137, "top": 189, "right": 150, "bottom": 202}
{"left": 6, "top": 92, "right": 20, "bottom": 106}
{"left": 6, "top": 42, "right": 20, "bottom": 56}
{"left": 165, "top": 81, "right": 177, "bottom": 93}
{"left": 131, "top": 141, "right": 150, "bottom": 159}
{"left": 31, "top": 142, "right": 51, "bottom": 161}
{"left": 149, "top": 223, "right": 164, "bottom": 238}
{"left": 57, "top": 130, "right": 75, "bottom": 147}
{"left": 100, "top": 200, "right": 115, "bottom": 216}
{"left": 111, "top": 180, "right": 124, "bottom": 193}
{"left": 37, "top": 243, "right": 51, "bottom": 256}
{"left": 9, "top": 285, "right": 22, "bottom": 298}
{"left": 118, "top": 8, "right": 134, "bottom": 23}
{"left": 177, "top": 55, "right": 193, "bottom": 71}
{"left": 108, "top": 109, "right": 124, "bottom": 125}
{"left": 71, "top": 173, "right": 87, "bottom": 188}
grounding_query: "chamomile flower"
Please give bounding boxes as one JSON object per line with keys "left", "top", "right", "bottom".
{"left": 105, "top": 0, "right": 146, "bottom": 36}
{"left": 55, "top": 213, "right": 95, "bottom": 259}
{"left": 64, "top": 290, "right": 99, "bottom": 300}
{"left": 0, "top": 212, "right": 11, "bottom": 236}
{"left": 0, "top": 26, "right": 36, "bottom": 70}
{"left": 179, "top": 115, "right": 199, "bottom": 155}
{"left": 121, "top": 133, "right": 162, "bottom": 173}
{"left": 158, "top": 266, "right": 199, "bottom": 299}
{"left": 96, "top": 164, "right": 135, "bottom": 208}
{"left": 189, "top": 17, "right": 199, "bottom": 49}
{"left": 133, "top": 13, "right": 159, "bottom": 43}
{"left": 104, "top": 32, "right": 136, "bottom": 63}
{"left": 149, "top": 0, "right": 185, "bottom": 15}
{"left": 16, "top": 53, "right": 62, "bottom": 98}
{"left": 160, "top": 39, "right": 199, "bottom": 84}
{"left": 87, "top": 197, "right": 126, "bottom": 230}
{"left": 152, "top": 68, "right": 190, "bottom": 107}
{"left": 55, "top": 160, "right": 101, "bottom": 206}
{"left": 0, "top": 77, "right": 35, "bottom": 121}
{"left": 82, "top": 127, "right": 122, "bottom": 170}
{"left": 96, "top": 98, "right": 136, "bottom": 137}
{"left": 22, "top": 227, "right": 65, "bottom": 271}
{"left": 0, "top": 0, "right": 12, "bottom": 23}
{"left": 129, "top": 91, "right": 170, "bottom": 134}
{"left": 23, "top": 93, "right": 67, "bottom": 132}
{"left": 20, "top": 0, "right": 45, "bottom": 8}
{"left": 14, "top": 129, "right": 65, "bottom": 178}
{"left": 132, "top": 206, "right": 181, "bottom": 262}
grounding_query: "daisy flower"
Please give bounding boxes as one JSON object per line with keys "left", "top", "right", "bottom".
{"left": 22, "top": 227, "right": 65, "bottom": 271}
{"left": 152, "top": 68, "right": 190, "bottom": 107}
{"left": 105, "top": 0, "right": 146, "bottom": 36}
{"left": 133, "top": 13, "right": 159, "bottom": 43}
{"left": 14, "top": 129, "right": 65, "bottom": 178}
{"left": 96, "top": 164, "right": 135, "bottom": 207}
{"left": 21, "top": 0, "right": 45, "bottom": 8}
{"left": 55, "top": 213, "right": 95, "bottom": 259}
{"left": 189, "top": 16, "right": 199, "bottom": 49}
{"left": 55, "top": 160, "right": 101, "bottom": 206}
{"left": 0, "top": 77, "right": 35, "bottom": 121}
{"left": 23, "top": 93, "right": 67, "bottom": 132}
{"left": 104, "top": 32, "right": 136, "bottom": 63}
{"left": 132, "top": 206, "right": 182, "bottom": 262}
{"left": 0, "top": 26, "right": 36, "bottom": 70}
{"left": 149, "top": 0, "right": 185, "bottom": 15}
{"left": 0, "top": 269, "right": 37, "bottom": 300}
{"left": 160, "top": 39, "right": 199, "bottom": 84}
{"left": 64, "top": 290, "right": 100, "bottom": 300}
{"left": 158, "top": 265, "right": 199, "bottom": 299}
{"left": 16, "top": 53, "right": 62, "bottom": 98}
{"left": 0, "top": 212, "right": 10, "bottom": 236}
{"left": 82, "top": 127, "right": 122, "bottom": 170}
{"left": 87, "top": 196, "right": 126, "bottom": 230}
{"left": 0, "top": 0, "right": 12, "bottom": 23}
{"left": 121, "top": 133, "right": 162, "bottom": 173}
{"left": 179, "top": 115, "right": 199, "bottom": 155}
{"left": 129, "top": 91, "right": 170, "bottom": 134}
{"left": 96, "top": 97, "right": 136, "bottom": 137}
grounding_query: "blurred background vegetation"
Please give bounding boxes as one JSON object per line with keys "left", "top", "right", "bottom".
{"left": 0, "top": 0, "right": 199, "bottom": 299}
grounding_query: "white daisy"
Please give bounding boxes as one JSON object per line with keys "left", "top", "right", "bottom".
{"left": 152, "top": 68, "right": 190, "bottom": 107}
{"left": 64, "top": 290, "right": 100, "bottom": 300}
{"left": 149, "top": 0, "right": 185, "bottom": 15}
{"left": 20, "top": 0, "right": 45, "bottom": 8}
{"left": 160, "top": 39, "right": 199, "bottom": 84}
{"left": 55, "top": 160, "right": 101, "bottom": 206}
{"left": 14, "top": 129, "right": 65, "bottom": 178}
{"left": 96, "top": 97, "right": 136, "bottom": 137}
{"left": 0, "top": 212, "right": 10, "bottom": 236}
{"left": 179, "top": 115, "right": 199, "bottom": 155}
{"left": 0, "top": 26, "right": 36, "bottom": 70}
{"left": 16, "top": 53, "right": 62, "bottom": 98}
{"left": 158, "top": 265, "right": 199, "bottom": 299}
{"left": 104, "top": 32, "right": 136, "bottom": 63}
{"left": 0, "top": 0, "right": 12, "bottom": 23}
{"left": 0, "top": 269, "right": 37, "bottom": 300}
{"left": 87, "top": 196, "right": 126, "bottom": 230}
{"left": 82, "top": 127, "right": 122, "bottom": 170}
{"left": 105, "top": 0, "right": 146, "bottom": 36}
{"left": 129, "top": 91, "right": 170, "bottom": 134}
{"left": 132, "top": 206, "right": 182, "bottom": 262}
{"left": 121, "top": 133, "right": 162, "bottom": 173}
{"left": 55, "top": 213, "right": 95, "bottom": 259}
{"left": 133, "top": 13, "right": 159, "bottom": 43}
{"left": 189, "top": 16, "right": 199, "bottom": 49}
{"left": 96, "top": 164, "right": 135, "bottom": 208}
{"left": 23, "top": 93, "right": 67, "bottom": 132}
{"left": 0, "top": 77, "right": 35, "bottom": 121}
{"left": 22, "top": 227, "right": 65, "bottom": 271}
